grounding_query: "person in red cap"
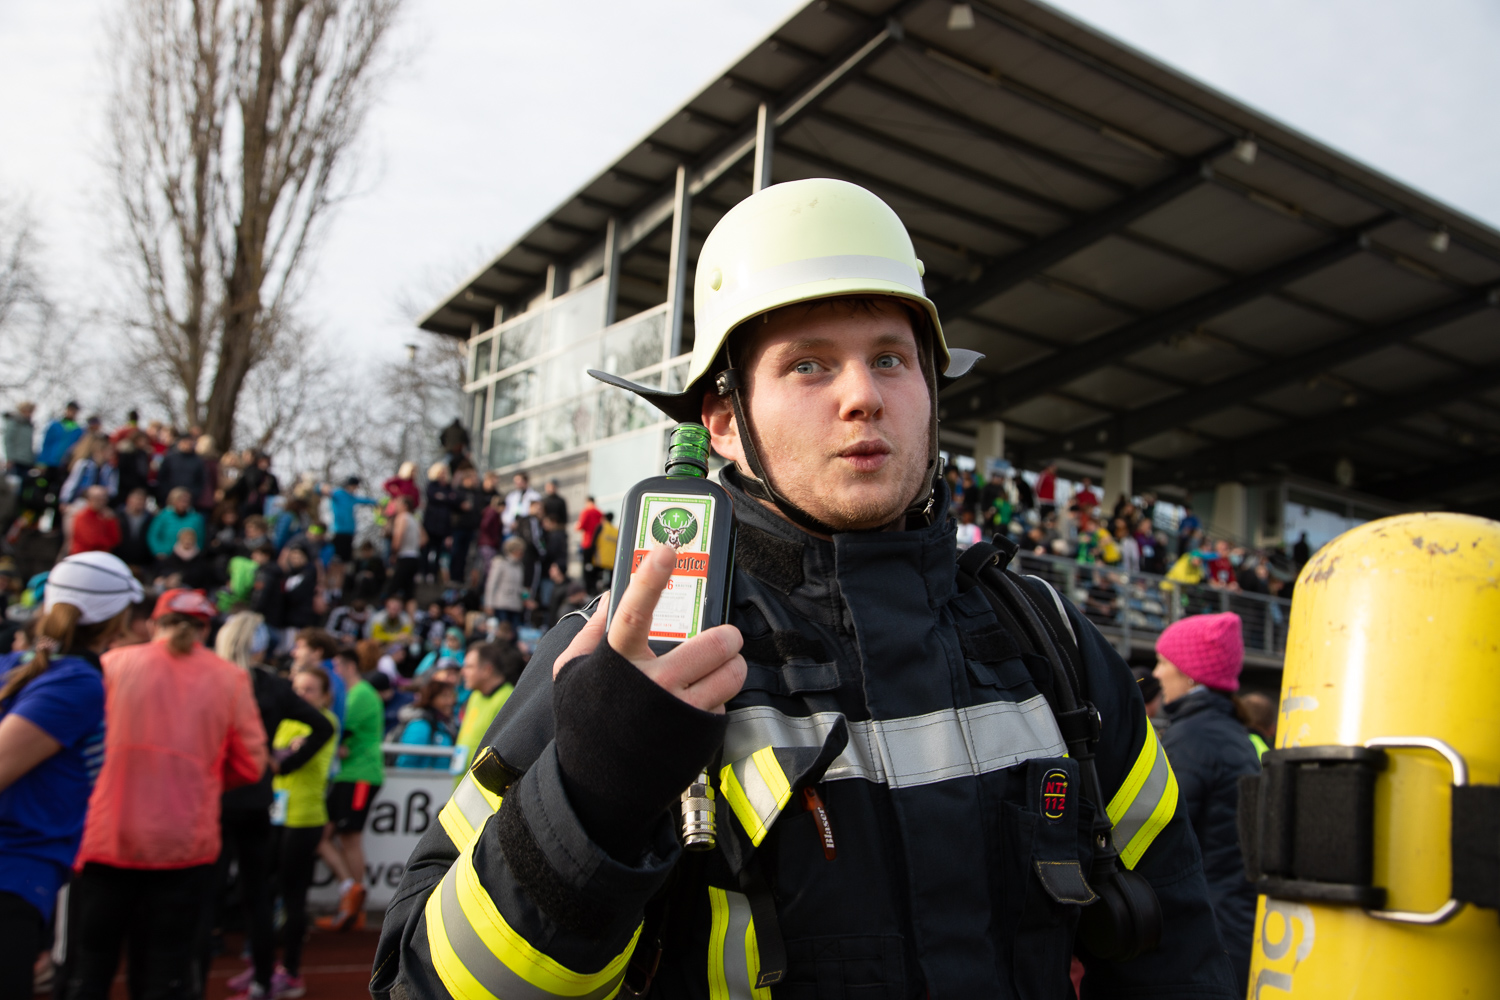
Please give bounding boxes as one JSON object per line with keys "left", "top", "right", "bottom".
{"left": 55, "top": 588, "right": 268, "bottom": 1000}
{"left": 1153, "top": 611, "right": 1262, "bottom": 996}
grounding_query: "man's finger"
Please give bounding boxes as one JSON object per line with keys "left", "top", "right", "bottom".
{"left": 681, "top": 654, "right": 748, "bottom": 715}
{"left": 553, "top": 602, "right": 607, "bottom": 679}
{"left": 650, "top": 624, "right": 744, "bottom": 693}
{"left": 607, "top": 543, "right": 677, "bottom": 658}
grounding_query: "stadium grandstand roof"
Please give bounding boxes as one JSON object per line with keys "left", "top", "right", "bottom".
{"left": 420, "top": 0, "right": 1500, "bottom": 515}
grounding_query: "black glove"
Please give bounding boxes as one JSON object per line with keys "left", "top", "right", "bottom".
{"left": 553, "top": 638, "right": 726, "bottom": 859}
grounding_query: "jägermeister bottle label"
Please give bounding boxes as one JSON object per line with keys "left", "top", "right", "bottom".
{"left": 630, "top": 492, "right": 718, "bottom": 641}
{"left": 609, "top": 422, "right": 735, "bottom": 654}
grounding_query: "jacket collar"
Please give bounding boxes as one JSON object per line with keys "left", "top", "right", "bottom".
{"left": 1163, "top": 685, "right": 1235, "bottom": 721}
{"left": 722, "top": 465, "right": 957, "bottom": 609}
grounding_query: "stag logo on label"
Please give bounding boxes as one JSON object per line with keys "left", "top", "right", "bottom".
{"left": 651, "top": 506, "right": 699, "bottom": 548}
{"left": 1041, "top": 768, "right": 1069, "bottom": 821}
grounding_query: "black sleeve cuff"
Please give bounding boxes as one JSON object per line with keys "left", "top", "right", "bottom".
{"left": 553, "top": 637, "right": 727, "bottom": 860}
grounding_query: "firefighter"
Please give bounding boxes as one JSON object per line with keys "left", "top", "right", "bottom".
{"left": 373, "top": 179, "right": 1236, "bottom": 998}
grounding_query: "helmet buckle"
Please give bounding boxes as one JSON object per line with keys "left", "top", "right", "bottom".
{"left": 714, "top": 369, "right": 743, "bottom": 396}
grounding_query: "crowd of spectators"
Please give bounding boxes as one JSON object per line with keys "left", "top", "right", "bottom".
{"left": 941, "top": 460, "right": 1309, "bottom": 648}
{"left": 0, "top": 402, "right": 627, "bottom": 999}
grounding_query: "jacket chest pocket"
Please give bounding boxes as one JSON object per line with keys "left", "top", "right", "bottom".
{"left": 998, "top": 756, "right": 1096, "bottom": 999}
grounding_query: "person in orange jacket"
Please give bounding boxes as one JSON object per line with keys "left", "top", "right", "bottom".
{"left": 55, "top": 588, "right": 268, "bottom": 1000}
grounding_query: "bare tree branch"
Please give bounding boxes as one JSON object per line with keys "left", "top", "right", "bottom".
{"left": 109, "top": 0, "right": 401, "bottom": 447}
{"left": 0, "top": 200, "right": 78, "bottom": 407}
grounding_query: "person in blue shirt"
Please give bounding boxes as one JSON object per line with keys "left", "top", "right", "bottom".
{"left": 36, "top": 401, "right": 83, "bottom": 472}
{"left": 323, "top": 477, "right": 376, "bottom": 564}
{"left": 0, "top": 551, "right": 142, "bottom": 999}
{"left": 392, "top": 677, "right": 457, "bottom": 769}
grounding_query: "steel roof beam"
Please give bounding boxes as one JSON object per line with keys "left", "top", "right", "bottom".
{"left": 775, "top": 141, "right": 1036, "bottom": 245}
{"left": 1140, "top": 361, "right": 1500, "bottom": 488}
{"left": 1025, "top": 288, "right": 1498, "bottom": 458}
{"left": 940, "top": 226, "right": 1367, "bottom": 420}
{"left": 931, "top": 148, "right": 1226, "bottom": 322}
{"left": 807, "top": 107, "right": 1078, "bottom": 219}
{"left": 850, "top": 72, "right": 1131, "bottom": 195}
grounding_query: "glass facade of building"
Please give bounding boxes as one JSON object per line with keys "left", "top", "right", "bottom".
{"left": 463, "top": 277, "right": 690, "bottom": 512}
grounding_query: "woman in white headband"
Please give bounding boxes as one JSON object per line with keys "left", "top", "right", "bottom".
{"left": 0, "top": 551, "right": 141, "bottom": 998}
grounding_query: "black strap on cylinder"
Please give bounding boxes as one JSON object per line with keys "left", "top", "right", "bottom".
{"left": 1451, "top": 785, "right": 1500, "bottom": 910}
{"left": 1238, "top": 746, "right": 1387, "bottom": 907}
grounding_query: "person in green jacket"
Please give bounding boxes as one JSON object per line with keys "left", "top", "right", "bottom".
{"left": 318, "top": 648, "right": 385, "bottom": 932}
{"left": 146, "top": 487, "right": 207, "bottom": 559}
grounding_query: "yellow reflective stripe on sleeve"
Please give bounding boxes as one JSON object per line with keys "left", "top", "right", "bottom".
{"left": 1105, "top": 719, "right": 1180, "bottom": 868}
{"left": 440, "top": 773, "right": 505, "bottom": 849}
{"left": 426, "top": 839, "right": 638, "bottom": 999}
{"left": 707, "top": 887, "right": 767, "bottom": 1000}
{"left": 720, "top": 747, "right": 793, "bottom": 847}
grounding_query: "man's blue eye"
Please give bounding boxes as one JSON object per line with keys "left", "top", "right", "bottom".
{"left": 874, "top": 355, "right": 900, "bottom": 369}
{"left": 794, "top": 361, "right": 820, "bottom": 374}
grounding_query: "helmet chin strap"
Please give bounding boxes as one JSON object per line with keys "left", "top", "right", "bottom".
{"left": 716, "top": 333, "right": 943, "bottom": 537}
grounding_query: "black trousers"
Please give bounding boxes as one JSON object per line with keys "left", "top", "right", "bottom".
{"left": 211, "top": 807, "right": 274, "bottom": 992}
{"left": 422, "top": 532, "right": 449, "bottom": 580}
{"left": 449, "top": 529, "right": 475, "bottom": 588}
{"left": 332, "top": 532, "right": 355, "bottom": 562}
{"left": 0, "top": 890, "right": 43, "bottom": 1000}
{"left": 274, "top": 826, "right": 324, "bottom": 976}
{"left": 56, "top": 862, "right": 213, "bottom": 1000}
{"left": 388, "top": 556, "right": 422, "bottom": 600}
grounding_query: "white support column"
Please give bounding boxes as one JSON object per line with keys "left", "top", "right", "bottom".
{"left": 602, "top": 216, "right": 621, "bottom": 328}
{"left": 974, "top": 421, "right": 1005, "bottom": 478}
{"left": 752, "top": 102, "right": 775, "bottom": 193}
{"left": 1103, "top": 453, "right": 1133, "bottom": 512}
{"left": 665, "top": 164, "right": 692, "bottom": 359}
{"left": 1211, "top": 481, "right": 1249, "bottom": 544}
{"left": 544, "top": 263, "right": 566, "bottom": 301}
{"left": 493, "top": 304, "right": 506, "bottom": 328}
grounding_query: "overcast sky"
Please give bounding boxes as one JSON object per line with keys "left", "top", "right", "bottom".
{"left": 2, "top": 0, "right": 1497, "bottom": 394}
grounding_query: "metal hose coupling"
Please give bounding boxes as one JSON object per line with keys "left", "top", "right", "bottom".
{"left": 680, "top": 769, "right": 716, "bottom": 850}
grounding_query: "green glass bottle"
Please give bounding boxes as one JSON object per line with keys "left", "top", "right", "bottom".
{"left": 606, "top": 422, "right": 736, "bottom": 656}
{"left": 606, "top": 422, "right": 735, "bottom": 851}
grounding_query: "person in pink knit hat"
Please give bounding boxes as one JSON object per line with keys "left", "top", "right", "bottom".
{"left": 1153, "top": 612, "right": 1260, "bottom": 995}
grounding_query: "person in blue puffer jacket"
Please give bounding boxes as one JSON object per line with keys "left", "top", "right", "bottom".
{"left": 1154, "top": 612, "right": 1263, "bottom": 996}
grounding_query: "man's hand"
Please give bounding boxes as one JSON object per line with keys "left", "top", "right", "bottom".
{"left": 555, "top": 544, "right": 744, "bottom": 714}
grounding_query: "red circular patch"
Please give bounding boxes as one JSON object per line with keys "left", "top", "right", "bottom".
{"left": 1041, "top": 768, "right": 1069, "bottom": 822}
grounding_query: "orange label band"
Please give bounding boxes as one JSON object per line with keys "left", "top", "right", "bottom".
{"left": 630, "top": 549, "right": 711, "bottom": 578}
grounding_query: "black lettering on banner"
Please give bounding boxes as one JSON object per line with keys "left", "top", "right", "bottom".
{"left": 370, "top": 801, "right": 399, "bottom": 834}
{"left": 404, "top": 790, "right": 432, "bottom": 835}
{"left": 386, "top": 863, "right": 405, "bottom": 887}
{"left": 366, "top": 863, "right": 383, "bottom": 887}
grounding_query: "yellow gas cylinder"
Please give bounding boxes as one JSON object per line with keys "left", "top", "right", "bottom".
{"left": 1248, "top": 512, "right": 1500, "bottom": 998}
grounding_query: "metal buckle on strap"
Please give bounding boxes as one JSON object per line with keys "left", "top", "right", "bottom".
{"left": 1240, "top": 736, "right": 1484, "bottom": 926}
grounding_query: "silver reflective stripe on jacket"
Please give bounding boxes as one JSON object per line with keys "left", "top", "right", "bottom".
{"left": 724, "top": 698, "right": 1066, "bottom": 790}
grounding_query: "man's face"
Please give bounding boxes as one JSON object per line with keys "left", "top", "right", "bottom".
{"left": 704, "top": 301, "right": 930, "bottom": 532}
{"left": 512, "top": 475, "right": 526, "bottom": 491}
{"left": 86, "top": 486, "right": 109, "bottom": 511}
{"left": 461, "top": 649, "right": 483, "bottom": 691}
{"left": 125, "top": 491, "right": 145, "bottom": 513}
{"left": 386, "top": 597, "right": 403, "bottom": 617}
{"left": 177, "top": 437, "right": 194, "bottom": 453}
{"left": 171, "top": 493, "right": 190, "bottom": 514}
{"left": 292, "top": 639, "right": 317, "bottom": 668}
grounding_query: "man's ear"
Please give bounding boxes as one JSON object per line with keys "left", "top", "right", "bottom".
{"left": 702, "top": 390, "right": 742, "bottom": 465}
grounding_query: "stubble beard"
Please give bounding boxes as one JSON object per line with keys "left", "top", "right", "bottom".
{"left": 764, "top": 445, "right": 930, "bottom": 532}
